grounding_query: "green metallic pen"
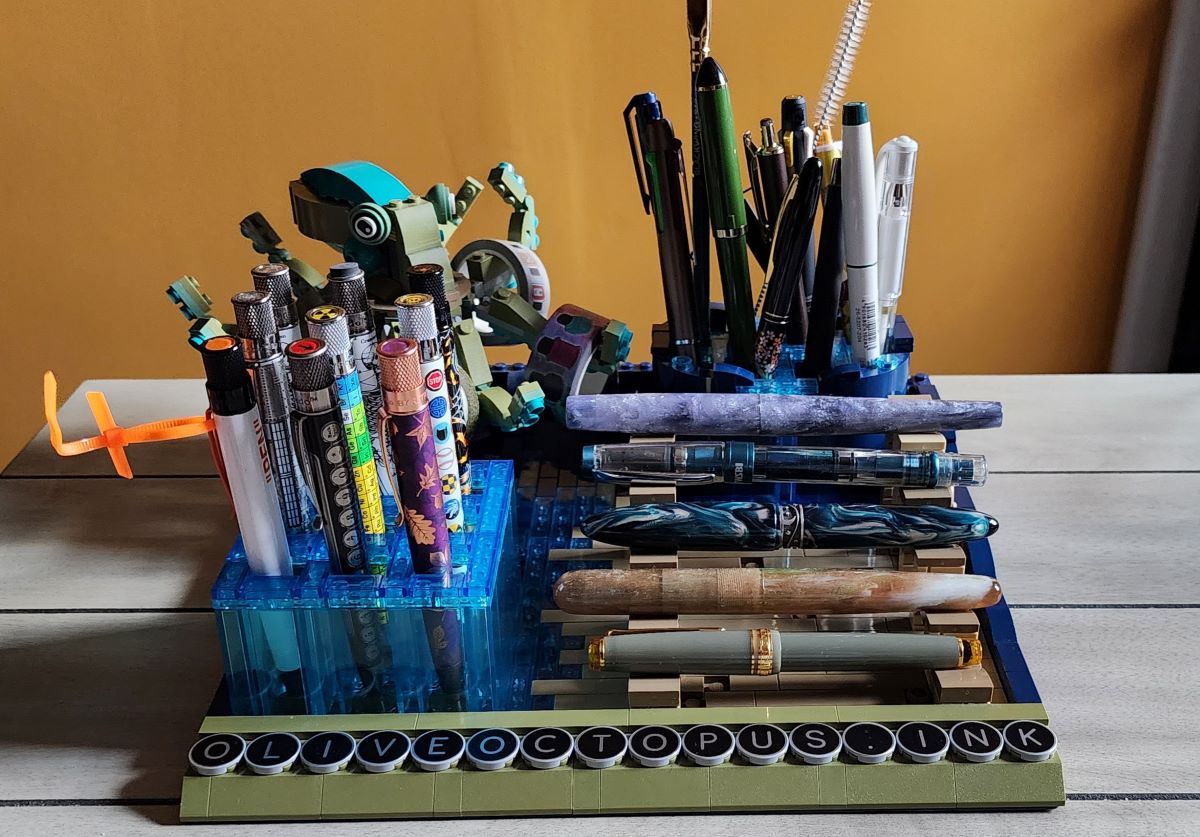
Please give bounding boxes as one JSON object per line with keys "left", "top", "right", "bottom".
{"left": 697, "top": 56, "right": 756, "bottom": 370}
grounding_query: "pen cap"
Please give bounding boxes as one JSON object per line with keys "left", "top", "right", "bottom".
{"left": 392, "top": 293, "right": 439, "bottom": 342}
{"left": 200, "top": 335, "right": 255, "bottom": 414}
{"left": 251, "top": 263, "right": 295, "bottom": 308}
{"left": 406, "top": 265, "right": 452, "bottom": 332}
{"left": 324, "top": 262, "right": 369, "bottom": 332}
{"left": 843, "top": 102, "right": 869, "bottom": 127}
{"left": 879, "top": 136, "right": 918, "bottom": 184}
{"left": 230, "top": 290, "right": 280, "bottom": 361}
{"left": 377, "top": 337, "right": 427, "bottom": 414}
{"left": 780, "top": 96, "right": 808, "bottom": 134}
{"left": 303, "top": 306, "right": 352, "bottom": 361}
{"left": 285, "top": 338, "right": 335, "bottom": 392}
{"left": 945, "top": 453, "right": 987, "bottom": 487}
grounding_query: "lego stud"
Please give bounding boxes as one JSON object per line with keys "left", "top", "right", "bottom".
{"left": 349, "top": 202, "right": 391, "bottom": 246}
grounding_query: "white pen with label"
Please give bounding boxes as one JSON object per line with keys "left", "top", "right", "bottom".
{"left": 841, "top": 101, "right": 880, "bottom": 365}
{"left": 876, "top": 136, "right": 918, "bottom": 348}
{"left": 199, "top": 335, "right": 302, "bottom": 706}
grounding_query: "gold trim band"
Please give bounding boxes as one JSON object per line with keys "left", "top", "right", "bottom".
{"left": 958, "top": 638, "right": 984, "bottom": 668}
{"left": 749, "top": 627, "right": 774, "bottom": 676}
{"left": 587, "top": 637, "right": 605, "bottom": 671}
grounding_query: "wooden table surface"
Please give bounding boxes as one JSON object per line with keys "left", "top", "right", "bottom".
{"left": 3, "top": 375, "right": 1198, "bottom": 835}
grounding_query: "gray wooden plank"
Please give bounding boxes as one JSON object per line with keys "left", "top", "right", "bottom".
{"left": 980, "top": 473, "right": 1200, "bottom": 604}
{"left": 3, "top": 801, "right": 1197, "bottom": 836}
{"left": 7, "top": 379, "right": 214, "bottom": 478}
{"left": 0, "top": 610, "right": 1192, "bottom": 802}
{"left": 0, "top": 613, "right": 221, "bottom": 801}
{"left": 0, "top": 479, "right": 233, "bottom": 610}
{"left": 935, "top": 374, "right": 1200, "bottom": 473}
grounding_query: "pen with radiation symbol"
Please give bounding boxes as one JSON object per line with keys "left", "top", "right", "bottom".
{"left": 392, "top": 293, "right": 465, "bottom": 534}
{"left": 251, "top": 263, "right": 302, "bottom": 348}
{"left": 286, "top": 338, "right": 387, "bottom": 706}
{"left": 405, "top": 264, "right": 471, "bottom": 495}
{"left": 376, "top": 338, "right": 464, "bottom": 708}
{"left": 303, "top": 305, "right": 387, "bottom": 542}
{"left": 230, "top": 290, "right": 312, "bottom": 531}
{"left": 199, "top": 336, "right": 302, "bottom": 706}
{"left": 324, "top": 262, "right": 394, "bottom": 500}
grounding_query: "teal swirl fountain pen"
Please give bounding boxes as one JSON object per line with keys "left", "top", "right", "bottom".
{"left": 580, "top": 501, "right": 997, "bottom": 552}
{"left": 583, "top": 441, "right": 986, "bottom": 488}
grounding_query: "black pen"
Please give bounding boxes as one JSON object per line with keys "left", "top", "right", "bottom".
{"left": 744, "top": 119, "right": 789, "bottom": 237}
{"left": 799, "top": 158, "right": 845, "bottom": 379}
{"left": 687, "top": 0, "right": 713, "bottom": 364}
{"left": 780, "top": 96, "right": 817, "bottom": 340}
{"left": 754, "top": 157, "right": 822, "bottom": 378}
{"left": 624, "top": 92, "right": 697, "bottom": 362}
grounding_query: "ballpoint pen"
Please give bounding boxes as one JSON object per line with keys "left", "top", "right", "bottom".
{"left": 286, "top": 338, "right": 386, "bottom": 708}
{"left": 624, "top": 92, "right": 697, "bottom": 363}
{"left": 686, "top": 0, "right": 713, "bottom": 364}
{"left": 230, "top": 290, "right": 312, "bottom": 531}
{"left": 696, "top": 56, "right": 756, "bottom": 370}
{"left": 580, "top": 500, "right": 998, "bottom": 552}
{"left": 780, "top": 95, "right": 817, "bottom": 330}
{"left": 589, "top": 629, "right": 981, "bottom": 676}
{"left": 743, "top": 119, "right": 789, "bottom": 237}
{"left": 393, "top": 293, "right": 465, "bottom": 534}
{"left": 798, "top": 158, "right": 845, "bottom": 379}
{"left": 302, "top": 305, "right": 387, "bottom": 540}
{"left": 842, "top": 102, "right": 881, "bottom": 365}
{"left": 876, "top": 136, "right": 919, "bottom": 347}
{"left": 554, "top": 568, "right": 1002, "bottom": 615}
{"left": 251, "top": 263, "right": 302, "bottom": 348}
{"left": 406, "top": 264, "right": 471, "bottom": 494}
{"left": 754, "top": 157, "right": 822, "bottom": 378}
{"left": 582, "top": 440, "right": 987, "bottom": 488}
{"left": 324, "top": 262, "right": 394, "bottom": 499}
{"left": 199, "top": 336, "right": 301, "bottom": 699}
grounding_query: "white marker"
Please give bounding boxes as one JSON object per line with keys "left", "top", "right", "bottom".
{"left": 841, "top": 101, "right": 880, "bottom": 365}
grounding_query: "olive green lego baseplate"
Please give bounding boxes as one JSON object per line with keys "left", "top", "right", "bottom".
{"left": 180, "top": 704, "right": 1064, "bottom": 820}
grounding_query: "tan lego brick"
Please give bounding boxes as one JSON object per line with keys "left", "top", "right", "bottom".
{"left": 900, "top": 487, "right": 956, "bottom": 507}
{"left": 930, "top": 666, "right": 994, "bottom": 703}
{"left": 914, "top": 546, "right": 966, "bottom": 571}
{"left": 895, "top": 433, "right": 947, "bottom": 452}
{"left": 627, "top": 676, "right": 681, "bottom": 708}
{"left": 920, "top": 611, "right": 980, "bottom": 636}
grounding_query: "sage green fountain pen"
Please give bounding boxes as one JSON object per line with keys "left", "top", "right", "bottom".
{"left": 589, "top": 629, "right": 982, "bottom": 675}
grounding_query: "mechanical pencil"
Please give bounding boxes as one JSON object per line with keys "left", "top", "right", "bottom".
{"left": 582, "top": 441, "right": 987, "bottom": 488}
{"left": 393, "top": 293, "right": 465, "bottom": 533}
{"left": 406, "top": 264, "right": 472, "bottom": 494}
{"left": 589, "top": 629, "right": 980, "bottom": 676}
{"left": 581, "top": 501, "right": 998, "bottom": 552}
{"left": 556, "top": 568, "right": 1002, "bottom": 615}
{"left": 302, "top": 305, "right": 387, "bottom": 539}
{"left": 230, "top": 290, "right": 312, "bottom": 531}
{"left": 251, "top": 263, "right": 302, "bottom": 348}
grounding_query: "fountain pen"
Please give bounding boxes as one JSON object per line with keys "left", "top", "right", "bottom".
{"left": 583, "top": 441, "right": 986, "bottom": 488}
{"left": 580, "top": 501, "right": 998, "bottom": 552}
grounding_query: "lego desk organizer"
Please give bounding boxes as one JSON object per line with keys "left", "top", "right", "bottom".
{"left": 40, "top": 0, "right": 1064, "bottom": 820}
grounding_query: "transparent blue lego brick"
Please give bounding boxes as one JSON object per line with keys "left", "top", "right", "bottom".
{"left": 739, "top": 344, "right": 819, "bottom": 394}
{"left": 213, "top": 459, "right": 520, "bottom": 715}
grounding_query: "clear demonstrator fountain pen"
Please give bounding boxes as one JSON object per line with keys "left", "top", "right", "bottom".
{"left": 583, "top": 441, "right": 986, "bottom": 488}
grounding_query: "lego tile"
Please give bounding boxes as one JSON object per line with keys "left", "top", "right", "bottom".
{"left": 837, "top": 704, "right": 1047, "bottom": 724}
{"left": 762, "top": 705, "right": 840, "bottom": 724}
{"left": 954, "top": 755, "right": 1066, "bottom": 808}
{"left": 709, "top": 762, "right": 818, "bottom": 810}
{"left": 320, "top": 771, "right": 434, "bottom": 818}
{"left": 599, "top": 764, "right": 709, "bottom": 812}
{"left": 407, "top": 708, "right": 627, "bottom": 731}
{"left": 206, "top": 774, "right": 323, "bottom": 821}
{"left": 628, "top": 676, "right": 681, "bottom": 708}
{"left": 896, "top": 433, "right": 947, "bottom": 452}
{"left": 178, "top": 776, "right": 211, "bottom": 822}
{"left": 198, "top": 714, "right": 418, "bottom": 735}
{"left": 628, "top": 706, "right": 771, "bottom": 726}
{"left": 460, "top": 767, "right": 574, "bottom": 816}
{"left": 845, "top": 760, "right": 957, "bottom": 809}
{"left": 572, "top": 766, "right": 602, "bottom": 813}
{"left": 816, "top": 761, "right": 848, "bottom": 806}
{"left": 432, "top": 769, "right": 463, "bottom": 816}
{"left": 931, "top": 667, "right": 994, "bottom": 703}
{"left": 915, "top": 546, "right": 967, "bottom": 569}
{"left": 901, "top": 487, "right": 955, "bottom": 507}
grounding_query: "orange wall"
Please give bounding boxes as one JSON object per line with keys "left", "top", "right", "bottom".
{"left": 0, "top": 0, "right": 1168, "bottom": 466}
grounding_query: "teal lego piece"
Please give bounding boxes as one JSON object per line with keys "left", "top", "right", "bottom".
{"left": 301, "top": 161, "right": 413, "bottom": 205}
{"left": 166, "top": 275, "right": 213, "bottom": 320}
{"left": 187, "top": 317, "right": 231, "bottom": 349}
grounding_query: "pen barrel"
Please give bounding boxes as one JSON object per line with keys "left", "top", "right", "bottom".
{"left": 383, "top": 406, "right": 452, "bottom": 576}
{"left": 331, "top": 368, "right": 387, "bottom": 536}
{"left": 554, "top": 568, "right": 1002, "bottom": 615}
{"left": 646, "top": 131, "right": 698, "bottom": 360}
{"left": 292, "top": 405, "right": 367, "bottom": 573}
{"left": 756, "top": 447, "right": 985, "bottom": 488}
{"left": 211, "top": 409, "right": 292, "bottom": 578}
{"left": 595, "top": 630, "right": 967, "bottom": 675}
{"left": 753, "top": 314, "right": 788, "bottom": 379}
{"left": 415, "top": 339, "right": 464, "bottom": 531}
{"left": 698, "top": 77, "right": 756, "bottom": 370}
{"left": 244, "top": 355, "right": 310, "bottom": 530}
{"left": 846, "top": 264, "right": 880, "bottom": 364}
{"left": 785, "top": 503, "right": 997, "bottom": 550}
{"left": 799, "top": 165, "right": 845, "bottom": 378}
{"left": 348, "top": 331, "right": 393, "bottom": 499}
{"left": 758, "top": 151, "right": 789, "bottom": 229}
{"left": 439, "top": 330, "right": 472, "bottom": 494}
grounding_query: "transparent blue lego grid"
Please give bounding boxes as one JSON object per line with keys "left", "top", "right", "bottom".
{"left": 213, "top": 459, "right": 515, "bottom": 609}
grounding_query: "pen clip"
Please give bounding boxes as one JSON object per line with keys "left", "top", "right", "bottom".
{"left": 591, "top": 469, "right": 716, "bottom": 485}
{"left": 742, "top": 131, "right": 767, "bottom": 226}
{"left": 290, "top": 412, "right": 325, "bottom": 535}
{"left": 623, "top": 97, "right": 652, "bottom": 214}
{"left": 375, "top": 412, "right": 405, "bottom": 521}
